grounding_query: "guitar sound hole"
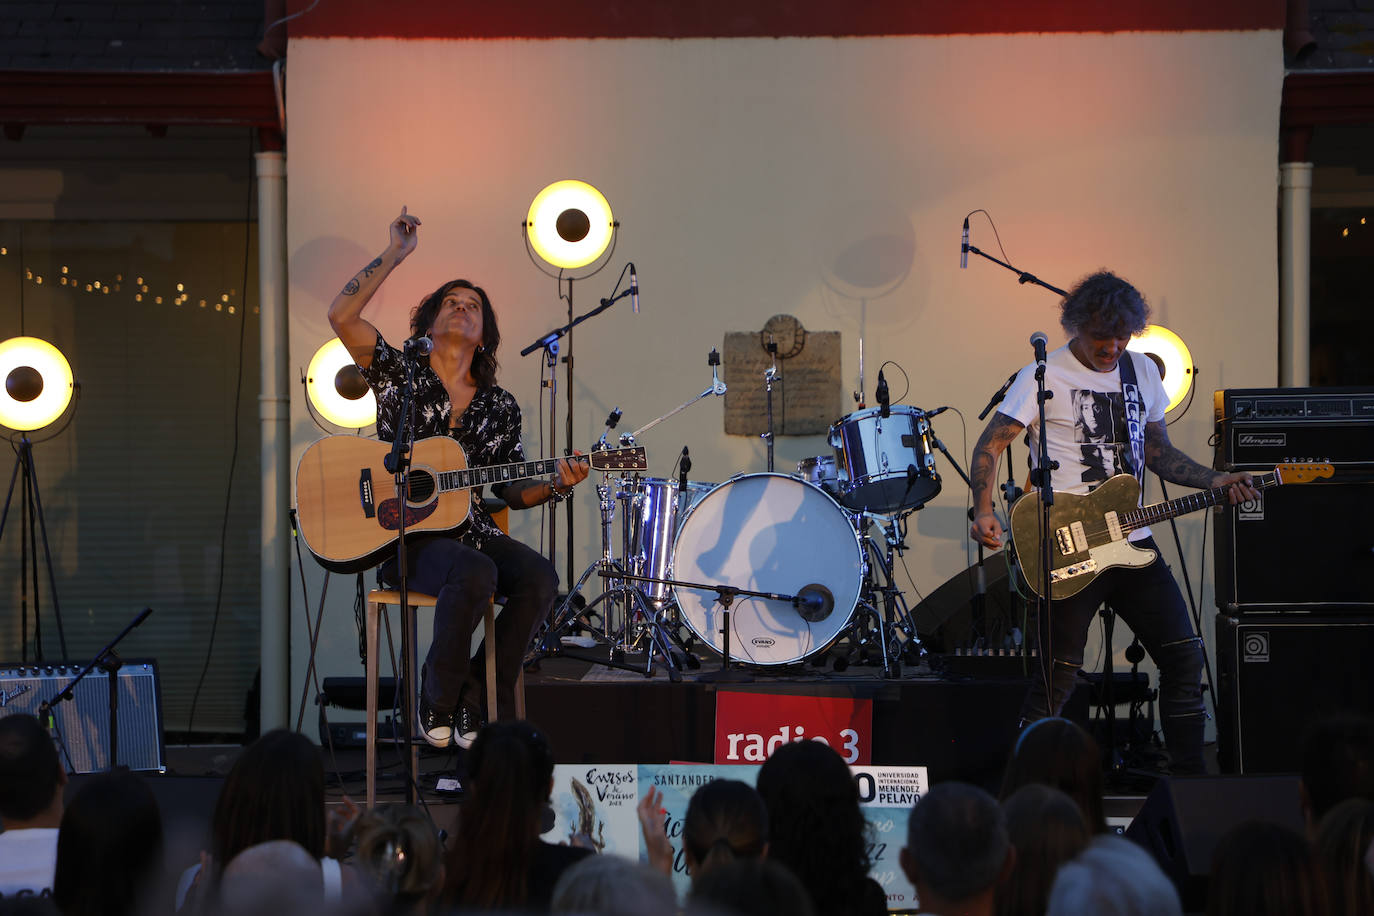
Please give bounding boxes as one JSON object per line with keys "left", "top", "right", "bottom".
{"left": 406, "top": 472, "right": 436, "bottom": 503}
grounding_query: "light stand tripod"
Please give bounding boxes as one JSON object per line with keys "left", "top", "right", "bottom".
{"left": 0, "top": 436, "right": 68, "bottom": 663}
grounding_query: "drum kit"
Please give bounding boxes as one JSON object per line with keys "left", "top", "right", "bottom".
{"left": 530, "top": 350, "right": 954, "bottom": 682}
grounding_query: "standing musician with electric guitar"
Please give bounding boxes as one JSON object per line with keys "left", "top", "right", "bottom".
{"left": 327, "top": 207, "right": 589, "bottom": 750}
{"left": 969, "top": 272, "right": 1259, "bottom": 775}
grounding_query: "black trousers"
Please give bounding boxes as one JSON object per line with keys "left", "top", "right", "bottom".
{"left": 381, "top": 534, "right": 558, "bottom": 720}
{"left": 1020, "top": 536, "right": 1207, "bottom": 774}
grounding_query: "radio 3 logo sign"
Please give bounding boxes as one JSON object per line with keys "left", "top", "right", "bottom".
{"left": 1242, "top": 631, "right": 1270, "bottom": 663}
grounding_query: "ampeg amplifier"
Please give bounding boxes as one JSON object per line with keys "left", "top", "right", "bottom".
{"left": 0, "top": 660, "right": 166, "bottom": 773}
{"left": 1214, "top": 387, "right": 1374, "bottom": 475}
{"left": 1214, "top": 387, "right": 1374, "bottom": 609}
{"left": 1215, "top": 613, "right": 1374, "bottom": 774}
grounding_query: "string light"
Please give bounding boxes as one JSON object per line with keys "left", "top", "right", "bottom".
{"left": 0, "top": 248, "right": 246, "bottom": 316}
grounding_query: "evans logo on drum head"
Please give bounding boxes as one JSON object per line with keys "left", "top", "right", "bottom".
{"left": 1238, "top": 434, "right": 1286, "bottom": 448}
{"left": 751, "top": 637, "right": 776, "bottom": 648}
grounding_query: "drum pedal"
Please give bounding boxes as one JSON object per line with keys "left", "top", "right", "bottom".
{"left": 561, "top": 635, "right": 597, "bottom": 649}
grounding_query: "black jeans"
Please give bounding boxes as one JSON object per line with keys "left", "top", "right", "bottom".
{"left": 380, "top": 534, "right": 558, "bottom": 720}
{"left": 1020, "top": 536, "right": 1206, "bottom": 774}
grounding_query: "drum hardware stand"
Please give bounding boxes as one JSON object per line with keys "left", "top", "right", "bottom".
{"left": 527, "top": 467, "right": 683, "bottom": 682}
{"left": 855, "top": 513, "right": 922, "bottom": 677}
{"left": 762, "top": 338, "right": 780, "bottom": 472}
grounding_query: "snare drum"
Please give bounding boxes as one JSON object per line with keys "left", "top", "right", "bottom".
{"left": 828, "top": 405, "right": 941, "bottom": 514}
{"left": 627, "top": 477, "right": 715, "bottom": 608}
{"left": 671, "top": 473, "right": 864, "bottom": 666}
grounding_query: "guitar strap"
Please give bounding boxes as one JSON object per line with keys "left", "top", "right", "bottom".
{"left": 1117, "top": 350, "right": 1147, "bottom": 491}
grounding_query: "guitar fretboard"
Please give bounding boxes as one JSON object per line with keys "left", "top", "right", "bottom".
{"left": 1118, "top": 471, "right": 1280, "bottom": 532}
{"left": 438, "top": 456, "right": 575, "bottom": 492}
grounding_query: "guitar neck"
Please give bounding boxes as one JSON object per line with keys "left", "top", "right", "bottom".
{"left": 1118, "top": 470, "right": 1280, "bottom": 533}
{"left": 439, "top": 454, "right": 583, "bottom": 493}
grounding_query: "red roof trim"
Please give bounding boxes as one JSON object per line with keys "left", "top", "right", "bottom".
{"left": 282, "top": 0, "right": 1285, "bottom": 40}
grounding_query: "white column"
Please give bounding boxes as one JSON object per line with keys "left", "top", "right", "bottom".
{"left": 256, "top": 150, "right": 291, "bottom": 732}
{"left": 1279, "top": 162, "right": 1312, "bottom": 387}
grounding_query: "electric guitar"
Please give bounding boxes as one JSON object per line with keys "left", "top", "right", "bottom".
{"left": 1008, "top": 462, "right": 1334, "bottom": 599}
{"left": 295, "top": 435, "right": 648, "bottom": 572}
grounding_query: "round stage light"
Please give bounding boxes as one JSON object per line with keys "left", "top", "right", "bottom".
{"left": 0, "top": 337, "right": 74, "bottom": 431}
{"left": 306, "top": 338, "right": 376, "bottom": 429}
{"left": 525, "top": 180, "right": 615, "bottom": 270}
{"left": 1128, "top": 324, "right": 1194, "bottom": 413}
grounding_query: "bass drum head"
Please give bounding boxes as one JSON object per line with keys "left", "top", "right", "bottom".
{"left": 672, "top": 473, "right": 863, "bottom": 665}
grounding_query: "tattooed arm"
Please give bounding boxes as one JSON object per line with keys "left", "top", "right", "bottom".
{"left": 970, "top": 411, "right": 1026, "bottom": 549}
{"left": 327, "top": 207, "right": 421, "bottom": 368}
{"left": 1143, "top": 420, "right": 1259, "bottom": 503}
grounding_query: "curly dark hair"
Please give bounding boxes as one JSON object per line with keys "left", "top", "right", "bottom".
{"left": 756, "top": 740, "right": 874, "bottom": 916}
{"left": 409, "top": 279, "right": 501, "bottom": 387}
{"left": 1059, "top": 270, "right": 1150, "bottom": 339}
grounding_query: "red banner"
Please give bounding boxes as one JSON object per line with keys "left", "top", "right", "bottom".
{"left": 714, "top": 691, "right": 873, "bottom": 765}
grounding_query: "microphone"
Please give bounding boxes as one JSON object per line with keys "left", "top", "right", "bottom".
{"left": 629, "top": 264, "right": 640, "bottom": 314}
{"left": 1030, "top": 331, "right": 1049, "bottom": 369}
{"left": 404, "top": 335, "right": 434, "bottom": 356}
{"left": 960, "top": 217, "right": 969, "bottom": 269}
{"left": 794, "top": 583, "right": 835, "bottom": 623}
{"left": 925, "top": 406, "right": 949, "bottom": 419}
{"left": 679, "top": 446, "right": 691, "bottom": 492}
{"left": 876, "top": 369, "right": 890, "bottom": 419}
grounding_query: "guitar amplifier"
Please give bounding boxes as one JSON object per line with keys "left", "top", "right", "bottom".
{"left": 0, "top": 660, "right": 166, "bottom": 773}
{"left": 1214, "top": 387, "right": 1374, "bottom": 610}
{"left": 1215, "top": 613, "right": 1374, "bottom": 773}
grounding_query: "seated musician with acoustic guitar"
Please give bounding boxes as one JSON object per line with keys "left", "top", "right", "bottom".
{"left": 969, "top": 271, "right": 1258, "bottom": 775}
{"left": 328, "top": 207, "right": 589, "bottom": 749}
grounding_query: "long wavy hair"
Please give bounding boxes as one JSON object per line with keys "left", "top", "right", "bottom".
{"left": 443, "top": 720, "right": 555, "bottom": 909}
{"left": 756, "top": 740, "right": 873, "bottom": 916}
{"left": 409, "top": 278, "right": 501, "bottom": 387}
{"left": 1058, "top": 270, "right": 1150, "bottom": 339}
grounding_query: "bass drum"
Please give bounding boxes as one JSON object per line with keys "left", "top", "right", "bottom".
{"left": 672, "top": 473, "right": 864, "bottom": 665}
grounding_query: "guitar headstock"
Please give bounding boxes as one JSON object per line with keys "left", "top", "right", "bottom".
{"left": 1274, "top": 461, "right": 1335, "bottom": 484}
{"left": 589, "top": 446, "right": 649, "bottom": 472}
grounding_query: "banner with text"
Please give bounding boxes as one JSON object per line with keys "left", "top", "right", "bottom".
{"left": 543, "top": 761, "right": 927, "bottom": 911}
{"left": 714, "top": 689, "right": 873, "bottom": 764}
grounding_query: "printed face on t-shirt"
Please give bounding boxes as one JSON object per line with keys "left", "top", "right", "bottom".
{"left": 1072, "top": 388, "right": 1129, "bottom": 484}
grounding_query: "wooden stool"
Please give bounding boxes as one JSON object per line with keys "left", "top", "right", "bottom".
{"left": 364, "top": 590, "right": 527, "bottom": 806}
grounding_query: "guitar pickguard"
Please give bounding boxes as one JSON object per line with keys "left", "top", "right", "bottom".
{"left": 376, "top": 497, "right": 439, "bottom": 532}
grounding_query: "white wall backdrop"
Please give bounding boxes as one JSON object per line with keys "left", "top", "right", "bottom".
{"left": 285, "top": 31, "right": 1283, "bottom": 733}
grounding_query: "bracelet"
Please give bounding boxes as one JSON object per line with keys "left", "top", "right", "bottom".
{"left": 548, "top": 480, "right": 573, "bottom": 504}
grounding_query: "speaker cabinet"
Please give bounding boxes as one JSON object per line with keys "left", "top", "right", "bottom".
{"left": 0, "top": 660, "right": 165, "bottom": 773}
{"left": 1215, "top": 614, "right": 1374, "bottom": 774}
{"left": 1125, "top": 774, "right": 1304, "bottom": 910}
{"left": 1214, "top": 480, "right": 1374, "bottom": 609}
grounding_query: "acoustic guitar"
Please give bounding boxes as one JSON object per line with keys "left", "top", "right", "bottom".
{"left": 296, "top": 434, "right": 648, "bottom": 572}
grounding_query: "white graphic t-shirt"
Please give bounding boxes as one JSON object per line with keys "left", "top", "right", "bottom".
{"left": 999, "top": 344, "right": 1166, "bottom": 541}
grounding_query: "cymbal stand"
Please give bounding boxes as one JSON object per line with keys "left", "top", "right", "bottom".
{"left": 762, "top": 340, "right": 779, "bottom": 472}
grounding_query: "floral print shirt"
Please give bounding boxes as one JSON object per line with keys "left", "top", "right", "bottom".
{"left": 359, "top": 332, "right": 523, "bottom": 548}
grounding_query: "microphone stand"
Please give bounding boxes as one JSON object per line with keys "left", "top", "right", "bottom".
{"left": 521, "top": 284, "right": 636, "bottom": 583}
{"left": 383, "top": 342, "right": 423, "bottom": 804}
{"left": 963, "top": 242, "right": 1069, "bottom": 298}
{"left": 602, "top": 572, "right": 825, "bottom": 684}
{"left": 39, "top": 607, "right": 153, "bottom": 771}
{"left": 1028, "top": 353, "right": 1059, "bottom": 718}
